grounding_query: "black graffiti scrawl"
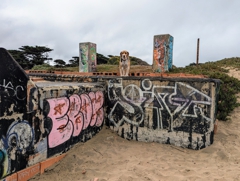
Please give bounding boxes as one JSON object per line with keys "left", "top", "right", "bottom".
{"left": 0, "top": 48, "right": 31, "bottom": 178}
{"left": 106, "top": 78, "right": 218, "bottom": 149}
{"left": 0, "top": 48, "right": 28, "bottom": 117}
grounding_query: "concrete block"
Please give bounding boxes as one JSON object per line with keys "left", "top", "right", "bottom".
{"left": 153, "top": 34, "right": 174, "bottom": 72}
{"left": 17, "top": 163, "right": 40, "bottom": 181}
{"left": 40, "top": 153, "right": 66, "bottom": 174}
{"left": 79, "top": 42, "right": 97, "bottom": 72}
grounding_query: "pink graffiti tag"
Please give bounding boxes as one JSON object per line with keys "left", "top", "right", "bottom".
{"left": 89, "top": 91, "right": 104, "bottom": 126}
{"left": 46, "top": 91, "right": 104, "bottom": 148}
{"left": 47, "top": 97, "right": 73, "bottom": 148}
{"left": 68, "top": 94, "right": 84, "bottom": 137}
{"left": 80, "top": 94, "right": 93, "bottom": 129}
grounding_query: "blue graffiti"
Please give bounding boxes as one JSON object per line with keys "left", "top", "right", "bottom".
{"left": 168, "top": 36, "right": 173, "bottom": 70}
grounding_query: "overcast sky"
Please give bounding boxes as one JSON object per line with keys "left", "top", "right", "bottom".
{"left": 1, "top": 0, "right": 239, "bottom": 67}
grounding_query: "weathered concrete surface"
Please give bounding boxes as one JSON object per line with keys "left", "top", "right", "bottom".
{"left": 79, "top": 42, "right": 97, "bottom": 72}
{"left": 0, "top": 48, "right": 105, "bottom": 179}
{"left": 105, "top": 77, "right": 220, "bottom": 149}
{"left": 153, "top": 34, "right": 174, "bottom": 72}
{"left": 27, "top": 80, "right": 105, "bottom": 163}
{"left": 0, "top": 48, "right": 220, "bottom": 180}
{"left": 0, "top": 48, "right": 30, "bottom": 178}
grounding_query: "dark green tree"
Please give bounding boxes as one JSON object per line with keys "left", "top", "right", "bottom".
{"left": 8, "top": 45, "right": 53, "bottom": 69}
{"left": 97, "top": 53, "right": 109, "bottom": 64}
{"left": 54, "top": 59, "right": 66, "bottom": 67}
{"left": 108, "top": 56, "right": 119, "bottom": 65}
{"left": 68, "top": 56, "right": 79, "bottom": 67}
{"left": 8, "top": 49, "right": 29, "bottom": 69}
{"left": 19, "top": 46, "right": 53, "bottom": 66}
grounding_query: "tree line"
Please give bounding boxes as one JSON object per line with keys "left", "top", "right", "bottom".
{"left": 8, "top": 45, "right": 149, "bottom": 70}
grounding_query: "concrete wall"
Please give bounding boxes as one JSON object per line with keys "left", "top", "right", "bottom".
{"left": 0, "top": 48, "right": 104, "bottom": 179}
{"left": 153, "top": 34, "right": 174, "bottom": 72}
{"left": 0, "top": 48, "right": 30, "bottom": 178}
{"left": 27, "top": 81, "right": 105, "bottom": 161}
{"left": 105, "top": 77, "right": 219, "bottom": 149}
{"left": 79, "top": 42, "right": 97, "bottom": 72}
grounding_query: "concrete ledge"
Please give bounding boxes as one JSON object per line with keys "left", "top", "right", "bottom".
{"left": 17, "top": 163, "right": 40, "bottom": 181}
{"left": 4, "top": 173, "right": 17, "bottom": 181}
{"left": 40, "top": 153, "right": 67, "bottom": 174}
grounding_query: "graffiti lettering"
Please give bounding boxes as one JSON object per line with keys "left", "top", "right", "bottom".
{"left": 108, "top": 79, "right": 144, "bottom": 127}
{"left": 47, "top": 91, "right": 104, "bottom": 148}
{"left": 47, "top": 97, "right": 73, "bottom": 148}
{"left": 0, "top": 79, "right": 26, "bottom": 100}
{"left": 108, "top": 79, "right": 212, "bottom": 132}
{"left": 153, "top": 35, "right": 173, "bottom": 72}
{"left": 17, "top": 164, "right": 40, "bottom": 180}
{"left": 0, "top": 120, "right": 35, "bottom": 174}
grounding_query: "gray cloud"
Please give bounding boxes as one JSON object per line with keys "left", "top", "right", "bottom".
{"left": 0, "top": 0, "right": 239, "bottom": 67}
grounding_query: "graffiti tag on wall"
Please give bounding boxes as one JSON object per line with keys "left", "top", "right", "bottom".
{"left": 0, "top": 79, "right": 26, "bottom": 101}
{"left": 0, "top": 79, "right": 26, "bottom": 117}
{"left": 0, "top": 120, "right": 34, "bottom": 177}
{"left": 46, "top": 91, "right": 104, "bottom": 148}
{"left": 79, "top": 44, "right": 88, "bottom": 72}
{"left": 79, "top": 43, "right": 96, "bottom": 72}
{"left": 107, "top": 78, "right": 214, "bottom": 148}
{"left": 153, "top": 34, "right": 173, "bottom": 72}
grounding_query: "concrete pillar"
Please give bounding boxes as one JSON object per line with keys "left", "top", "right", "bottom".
{"left": 79, "top": 42, "right": 97, "bottom": 72}
{"left": 153, "top": 34, "right": 173, "bottom": 72}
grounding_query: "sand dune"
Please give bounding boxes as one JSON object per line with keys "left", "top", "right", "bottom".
{"left": 30, "top": 68, "right": 240, "bottom": 181}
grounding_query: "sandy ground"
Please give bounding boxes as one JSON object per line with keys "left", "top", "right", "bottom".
{"left": 30, "top": 68, "right": 240, "bottom": 181}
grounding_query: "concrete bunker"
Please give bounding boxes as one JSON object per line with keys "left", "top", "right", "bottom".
{"left": 0, "top": 48, "right": 220, "bottom": 180}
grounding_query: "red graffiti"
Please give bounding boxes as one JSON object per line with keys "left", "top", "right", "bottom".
{"left": 47, "top": 91, "right": 104, "bottom": 148}
{"left": 54, "top": 103, "right": 65, "bottom": 115}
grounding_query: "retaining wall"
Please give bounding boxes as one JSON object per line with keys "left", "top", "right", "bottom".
{"left": 0, "top": 48, "right": 220, "bottom": 180}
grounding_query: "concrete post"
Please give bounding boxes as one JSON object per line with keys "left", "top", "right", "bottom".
{"left": 196, "top": 38, "right": 200, "bottom": 66}
{"left": 153, "top": 34, "right": 174, "bottom": 72}
{"left": 79, "top": 42, "right": 97, "bottom": 72}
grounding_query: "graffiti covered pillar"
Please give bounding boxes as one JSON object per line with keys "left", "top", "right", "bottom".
{"left": 79, "top": 42, "right": 97, "bottom": 72}
{"left": 153, "top": 34, "right": 174, "bottom": 72}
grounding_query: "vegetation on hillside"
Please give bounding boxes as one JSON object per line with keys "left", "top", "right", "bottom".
{"left": 8, "top": 46, "right": 53, "bottom": 69}
{"left": 170, "top": 57, "right": 240, "bottom": 121}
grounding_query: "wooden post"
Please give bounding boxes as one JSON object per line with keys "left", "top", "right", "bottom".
{"left": 196, "top": 38, "right": 200, "bottom": 65}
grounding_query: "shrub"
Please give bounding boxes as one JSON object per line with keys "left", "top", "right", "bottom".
{"left": 170, "top": 62, "right": 240, "bottom": 121}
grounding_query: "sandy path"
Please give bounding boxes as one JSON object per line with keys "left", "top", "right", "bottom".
{"left": 30, "top": 68, "right": 240, "bottom": 181}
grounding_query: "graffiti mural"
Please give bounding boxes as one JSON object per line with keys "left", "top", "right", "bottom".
{"left": 0, "top": 120, "right": 34, "bottom": 178}
{"left": 79, "top": 43, "right": 88, "bottom": 72}
{"left": 79, "top": 42, "right": 97, "bottom": 72}
{"left": 153, "top": 34, "right": 173, "bottom": 72}
{"left": 0, "top": 48, "right": 31, "bottom": 178}
{"left": 0, "top": 48, "right": 106, "bottom": 179}
{"left": 106, "top": 78, "right": 218, "bottom": 149}
{"left": 0, "top": 48, "right": 28, "bottom": 117}
{"left": 0, "top": 47, "right": 221, "bottom": 180}
{"left": 44, "top": 91, "right": 104, "bottom": 156}
{"left": 90, "top": 46, "right": 97, "bottom": 72}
